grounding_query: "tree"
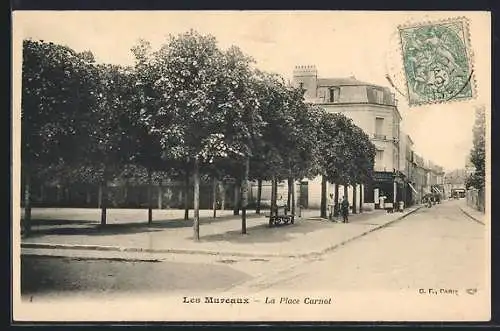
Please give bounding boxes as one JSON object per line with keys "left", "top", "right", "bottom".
{"left": 141, "top": 30, "right": 261, "bottom": 240}
{"left": 283, "top": 98, "right": 323, "bottom": 216}
{"left": 315, "top": 112, "right": 349, "bottom": 218}
{"left": 21, "top": 39, "right": 98, "bottom": 233}
{"left": 249, "top": 71, "right": 293, "bottom": 216}
{"left": 80, "top": 64, "right": 138, "bottom": 225}
{"left": 314, "top": 111, "right": 375, "bottom": 218}
{"left": 129, "top": 42, "right": 173, "bottom": 224}
{"left": 466, "top": 106, "right": 486, "bottom": 190}
{"left": 216, "top": 47, "right": 263, "bottom": 234}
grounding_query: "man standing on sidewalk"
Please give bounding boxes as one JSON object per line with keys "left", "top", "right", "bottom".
{"left": 328, "top": 193, "right": 335, "bottom": 221}
{"left": 341, "top": 196, "right": 349, "bottom": 223}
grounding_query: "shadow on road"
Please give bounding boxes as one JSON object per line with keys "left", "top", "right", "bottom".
{"left": 23, "top": 213, "right": 266, "bottom": 238}
{"left": 198, "top": 219, "right": 334, "bottom": 244}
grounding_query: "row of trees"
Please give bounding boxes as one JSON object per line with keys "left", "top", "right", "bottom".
{"left": 21, "top": 30, "right": 376, "bottom": 240}
{"left": 465, "top": 106, "right": 486, "bottom": 191}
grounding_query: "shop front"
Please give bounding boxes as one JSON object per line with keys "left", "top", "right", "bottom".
{"left": 364, "top": 171, "right": 406, "bottom": 210}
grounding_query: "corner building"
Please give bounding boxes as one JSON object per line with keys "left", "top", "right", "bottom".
{"left": 292, "top": 65, "right": 408, "bottom": 209}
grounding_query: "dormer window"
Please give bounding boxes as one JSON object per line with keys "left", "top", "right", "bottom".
{"left": 374, "top": 88, "right": 384, "bottom": 104}
{"left": 329, "top": 87, "right": 340, "bottom": 103}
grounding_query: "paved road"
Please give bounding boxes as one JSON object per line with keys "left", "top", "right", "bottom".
{"left": 21, "top": 255, "right": 253, "bottom": 297}
{"left": 237, "top": 200, "right": 487, "bottom": 293}
{"left": 21, "top": 200, "right": 486, "bottom": 300}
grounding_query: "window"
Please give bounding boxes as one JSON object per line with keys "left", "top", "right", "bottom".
{"left": 374, "top": 89, "right": 384, "bottom": 104}
{"left": 329, "top": 87, "right": 340, "bottom": 103}
{"left": 376, "top": 150, "right": 384, "bottom": 163}
{"left": 393, "top": 116, "right": 399, "bottom": 139}
{"left": 393, "top": 149, "right": 399, "bottom": 170}
{"left": 375, "top": 117, "right": 385, "bottom": 139}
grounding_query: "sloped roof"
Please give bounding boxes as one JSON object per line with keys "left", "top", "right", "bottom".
{"left": 317, "top": 77, "right": 378, "bottom": 87}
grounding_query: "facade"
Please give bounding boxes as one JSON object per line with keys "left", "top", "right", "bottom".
{"left": 400, "top": 134, "right": 419, "bottom": 206}
{"left": 291, "top": 65, "right": 405, "bottom": 209}
{"left": 247, "top": 65, "right": 446, "bottom": 211}
{"left": 427, "top": 161, "right": 445, "bottom": 197}
{"left": 412, "top": 153, "right": 428, "bottom": 200}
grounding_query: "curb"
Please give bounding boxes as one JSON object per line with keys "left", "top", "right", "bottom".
{"left": 459, "top": 206, "right": 485, "bottom": 225}
{"left": 21, "top": 207, "right": 422, "bottom": 260}
{"left": 22, "top": 253, "right": 163, "bottom": 263}
{"left": 303, "top": 205, "right": 423, "bottom": 258}
{"left": 20, "top": 243, "right": 301, "bottom": 259}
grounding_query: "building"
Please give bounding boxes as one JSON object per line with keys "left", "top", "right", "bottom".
{"left": 427, "top": 161, "right": 445, "bottom": 197}
{"left": 411, "top": 152, "right": 428, "bottom": 200}
{"left": 291, "top": 65, "right": 405, "bottom": 210}
{"left": 400, "top": 133, "right": 419, "bottom": 206}
{"left": 444, "top": 169, "right": 468, "bottom": 198}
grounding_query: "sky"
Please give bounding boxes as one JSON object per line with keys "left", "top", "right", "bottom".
{"left": 12, "top": 11, "right": 491, "bottom": 172}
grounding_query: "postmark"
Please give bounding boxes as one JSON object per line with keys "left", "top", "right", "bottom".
{"left": 398, "top": 17, "right": 475, "bottom": 106}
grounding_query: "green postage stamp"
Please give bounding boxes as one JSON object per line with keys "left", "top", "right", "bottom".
{"left": 398, "top": 17, "right": 475, "bottom": 106}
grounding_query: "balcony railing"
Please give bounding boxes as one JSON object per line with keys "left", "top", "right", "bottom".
{"left": 373, "top": 134, "right": 387, "bottom": 140}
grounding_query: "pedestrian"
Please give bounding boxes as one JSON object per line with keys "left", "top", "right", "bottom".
{"left": 341, "top": 196, "right": 349, "bottom": 223}
{"left": 327, "top": 193, "right": 335, "bottom": 221}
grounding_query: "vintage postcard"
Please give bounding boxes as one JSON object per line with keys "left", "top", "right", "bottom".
{"left": 12, "top": 11, "right": 491, "bottom": 322}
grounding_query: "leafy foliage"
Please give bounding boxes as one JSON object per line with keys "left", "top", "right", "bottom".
{"left": 466, "top": 107, "right": 486, "bottom": 190}
{"left": 22, "top": 33, "right": 377, "bottom": 221}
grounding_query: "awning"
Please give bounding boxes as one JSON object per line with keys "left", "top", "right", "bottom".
{"left": 408, "top": 182, "right": 418, "bottom": 194}
{"left": 432, "top": 186, "right": 441, "bottom": 194}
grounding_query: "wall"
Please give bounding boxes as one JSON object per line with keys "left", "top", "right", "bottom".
{"left": 299, "top": 176, "right": 364, "bottom": 211}
{"left": 466, "top": 188, "right": 485, "bottom": 212}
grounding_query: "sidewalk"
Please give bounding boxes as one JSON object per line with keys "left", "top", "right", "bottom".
{"left": 20, "top": 206, "right": 422, "bottom": 259}
{"left": 459, "top": 203, "right": 486, "bottom": 225}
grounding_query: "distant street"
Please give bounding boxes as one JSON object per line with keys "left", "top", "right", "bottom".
{"left": 21, "top": 200, "right": 486, "bottom": 298}
{"left": 239, "top": 199, "right": 486, "bottom": 293}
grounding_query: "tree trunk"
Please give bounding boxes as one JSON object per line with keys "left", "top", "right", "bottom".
{"left": 147, "top": 167, "right": 153, "bottom": 225}
{"left": 334, "top": 183, "right": 340, "bottom": 216}
{"left": 287, "top": 176, "right": 292, "bottom": 209}
{"left": 56, "top": 185, "right": 62, "bottom": 204}
{"left": 290, "top": 177, "right": 296, "bottom": 215}
{"left": 287, "top": 176, "right": 293, "bottom": 212}
{"left": 212, "top": 177, "right": 217, "bottom": 218}
{"left": 359, "top": 184, "right": 363, "bottom": 213}
{"left": 158, "top": 178, "right": 163, "bottom": 210}
{"left": 320, "top": 176, "right": 327, "bottom": 218}
{"left": 193, "top": 157, "right": 200, "bottom": 241}
{"left": 343, "top": 185, "right": 348, "bottom": 200}
{"left": 123, "top": 179, "right": 129, "bottom": 206}
{"left": 219, "top": 181, "right": 225, "bottom": 211}
{"left": 98, "top": 184, "right": 103, "bottom": 209}
{"left": 352, "top": 184, "right": 357, "bottom": 214}
{"left": 271, "top": 177, "right": 277, "bottom": 216}
{"left": 241, "top": 157, "right": 250, "bottom": 234}
{"left": 86, "top": 189, "right": 91, "bottom": 206}
{"left": 256, "top": 178, "right": 262, "bottom": 214}
{"left": 233, "top": 181, "right": 240, "bottom": 216}
{"left": 40, "top": 184, "right": 45, "bottom": 203}
{"left": 184, "top": 171, "right": 189, "bottom": 220}
{"left": 23, "top": 171, "right": 32, "bottom": 234}
{"left": 100, "top": 178, "right": 107, "bottom": 226}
